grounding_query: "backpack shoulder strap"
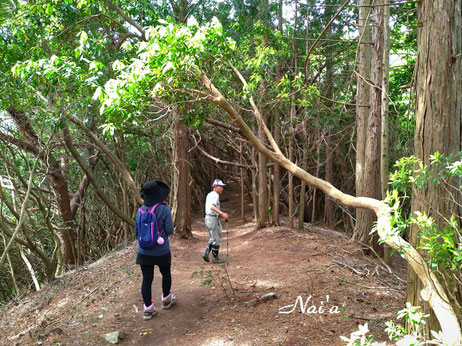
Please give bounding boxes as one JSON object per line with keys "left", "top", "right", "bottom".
{"left": 150, "top": 203, "right": 159, "bottom": 213}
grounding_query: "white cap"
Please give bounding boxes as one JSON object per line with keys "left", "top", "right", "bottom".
{"left": 212, "top": 179, "right": 226, "bottom": 187}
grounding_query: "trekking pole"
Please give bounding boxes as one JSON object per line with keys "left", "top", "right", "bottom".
{"left": 226, "top": 219, "right": 229, "bottom": 258}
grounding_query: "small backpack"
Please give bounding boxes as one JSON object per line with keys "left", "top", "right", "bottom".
{"left": 137, "top": 204, "right": 165, "bottom": 250}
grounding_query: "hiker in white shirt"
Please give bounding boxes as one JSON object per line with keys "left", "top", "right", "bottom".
{"left": 202, "top": 179, "right": 229, "bottom": 263}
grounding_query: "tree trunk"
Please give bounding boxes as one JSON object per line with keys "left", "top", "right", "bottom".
{"left": 255, "top": 0, "right": 270, "bottom": 229}
{"left": 251, "top": 128, "right": 259, "bottom": 221}
{"left": 299, "top": 0, "right": 310, "bottom": 231}
{"left": 288, "top": 103, "right": 295, "bottom": 229}
{"left": 324, "top": 135, "right": 336, "bottom": 226}
{"left": 353, "top": 0, "right": 383, "bottom": 257}
{"left": 381, "top": 1, "right": 392, "bottom": 265}
{"left": 323, "top": 14, "right": 336, "bottom": 226}
{"left": 311, "top": 136, "right": 321, "bottom": 224}
{"left": 172, "top": 119, "right": 192, "bottom": 238}
{"left": 365, "top": 0, "right": 384, "bottom": 256}
{"left": 272, "top": 110, "right": 281, "bottom": 226}
{"left": 117, "top": 132, "right": 131, "bottom": 243}
{"left": 298, "top": 145, "right": 308, "bottom": 230}
{"left": 407, "top": 0, "right": 462, "bottom": 336}
{"left": 1, "top": 231, "right": 19, "bottom": 296}
{"left": 288, "top": 0, "right": 299, "bottom": 229}
{"left": 172, "top": 0, "right": 189, "bottom": 23}
{"left": 353, "top": 0, "right": 372, "bottom": 246}
{"left": 49, "top": 168, "right": 77, "bottom": 265}
{"left": 240, "top": 143, "right": 246, "bottom": 223}
{"left": 257, "top": 118, "right": 268, "bottom": 228}
{"left": 272, "top": 0, "right": 283, "bottom": 227}
{"left": 355, "top": 0, "right": 371, "bottom": 202}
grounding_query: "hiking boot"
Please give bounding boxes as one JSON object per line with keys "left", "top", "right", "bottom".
{"left": 143, "top": 302, "right": 157, "bottom": 320}
{"left": 211, "top": 245, "right": 225, "bottom": 263}
{"left": 202, "top": 242, "right": 212, "bottom": 262}
{"left": 161, "top": 293, "right": 177, "bottom": 309}
{"left": 202, "top": 251, "right": 210, "bottom": 262}
{"left": 212, "top": 256, "right": 226, "bottom": 263}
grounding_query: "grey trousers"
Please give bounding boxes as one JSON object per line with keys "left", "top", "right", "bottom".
{"left": 205, "top": 215, "right": 222, "bottom": 246}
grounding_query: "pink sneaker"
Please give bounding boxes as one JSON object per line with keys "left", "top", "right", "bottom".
{"left": 143, "top": 302, "right": 157, "bottom": 320}
{"left": 161, "top": 293, "right": 177, "bottom": 309}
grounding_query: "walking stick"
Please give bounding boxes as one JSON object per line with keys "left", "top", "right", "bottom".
{"left": 226, "top": 219, "right": 229, "bottom": 258}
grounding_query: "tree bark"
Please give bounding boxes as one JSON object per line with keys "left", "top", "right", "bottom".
{"left": 298, "top": 144, "right": 308, "bottom": 230}
{"left": 354, "top": 0, "right": 371, "bottom": 236}
{"left": 272, "top": 0, "right": 283, "bottom": 227}
{"left": 172, "top": 119, "right": 192, "bottom": 238}
{"left": 240, "top": 142, "right": 246, "bottom": 223}
{"left": 324, "top": 135, "right": 336, "bottom": 226}
{"left": 311, "top": 135, "right": 321, "bottom": 224}
{"left": 257, "top": 115, "right": 268, "bottom": 228}
{"left": 272, "top": 109, "right": 281, "bottom": 226}
{"left": 251, "top": 143, "right": 259, "bottom": 221}
{"left": 288, "top": 0, "right": 299, "bottom": 229}
{"left": 364, "top": 0, "right": 384, "bottom": 256}
{"left": 381, "top": 1, "right": 392, "bottom": 265}
{"left": 407, "top": 0, "right": 462, "bottom": 336}
{"left": 299, "top": 0, "right": 311, "bottom": 230}
{"left": 323, "top": 10, "right": 336, "bottom": 226}
{"left": 353, "top": 0, "right": 383, "bottom": 257}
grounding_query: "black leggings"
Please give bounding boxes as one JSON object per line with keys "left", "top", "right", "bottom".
{"left": 140, "top": 253, "right": 172, "bottom": 307}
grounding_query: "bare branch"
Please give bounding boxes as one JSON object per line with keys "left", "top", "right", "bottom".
{"left": 102, "top": 0, "right": 145, "bottom": 39}
{"left": 205, "top": 118, "right": 242, "bottom": 134}
{"left": 69, "top": 152, "right": 100, "bottom": 218}
{"left": 229, "top": 63, "right": 283, "bottom": 156}
{"left": 0, "top": 159, "right": 38, "bottom": 268}
{"left": 194, "top": 144, "right": 252, "bottom": 169}
{"left": 65, "top": 113, "right": 143, "bottom": 205}
{"left": 56, "top": 13, "right": 131, "bottom": 38}
{"left": 62, "top": 123, "right": 135, "bottom": 227}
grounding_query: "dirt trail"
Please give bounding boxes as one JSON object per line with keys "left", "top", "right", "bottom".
{"left": 0, "top": 182, "right": 407, "bottom": 345}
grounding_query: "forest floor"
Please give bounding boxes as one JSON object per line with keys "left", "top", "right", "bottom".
{"left": 0, "top": 182, "right": 408, "bottom": 345}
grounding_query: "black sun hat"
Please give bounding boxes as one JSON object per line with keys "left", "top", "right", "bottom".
{"left": 140, "top": 181, "right": 170, "bottom": 206}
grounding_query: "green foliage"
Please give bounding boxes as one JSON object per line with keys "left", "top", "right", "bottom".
{"left": 387, "top": 2, "right": 418, "bottom": 160}
{"left": 341, "top": 303, "right": 447, "bottom": 345}
{"left": 390, "top": 152, "right": 462, "bottom": 194}
{"left": 191, "top": 264, "right": 236, "bottom": 300}
{"left": 386, "top": 152, "right": 462, "bottom": 280}
{"left": 411, "top": 213, "right": 462, "bottom": 273}
{"left": 389, "top": 155, "right": 425, "bottom": 191}
{"left": 99, "top": 18, "right": 234, "bottom": 127}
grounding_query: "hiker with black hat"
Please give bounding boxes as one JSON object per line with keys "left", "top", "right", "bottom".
{"left": 136, "top": 181, "right": 177, "bottom": 320}
{"left": 202, "top": 179, "right": 229, "bottom": 263}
